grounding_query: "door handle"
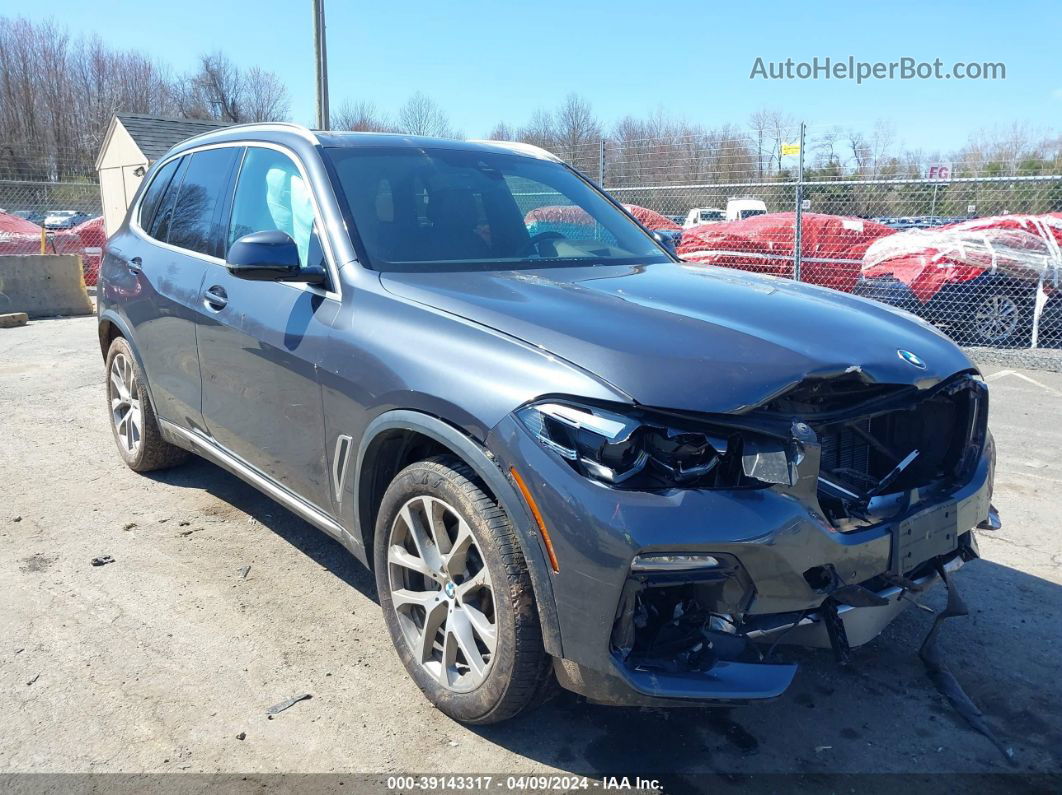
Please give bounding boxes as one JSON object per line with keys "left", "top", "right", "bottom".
{"left": 203, "top": 285, "right": 228, "bottom": 310}
{"left": 128, "top": 256, "right": 142, "bottom": 275}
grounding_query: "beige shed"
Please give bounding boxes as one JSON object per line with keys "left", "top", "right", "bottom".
{"left": 95, "top": 114, "right": 228, "bottom": 235}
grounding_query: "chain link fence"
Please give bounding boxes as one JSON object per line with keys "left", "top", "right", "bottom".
{"left": 0, "top": 144, "right": 105, "bottom": 286}
{"left": 3, "top": 128, "right": 1061, "bottom": 370}
{"left": 560, "top": 126, "right": 1062, "bottom": 371}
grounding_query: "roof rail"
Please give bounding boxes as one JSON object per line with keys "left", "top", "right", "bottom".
{"left": 180, "top": 121, "right": 319, "bottom": 147}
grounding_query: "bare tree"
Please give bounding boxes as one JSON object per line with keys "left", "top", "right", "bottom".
{"left": 485, "top": 121, "right": 515, "bottom": 141}
{"left": 174, "top": 52, "right": 288, "bottom": 123}
{"left": 332, "top": 100, "right": 395, "bottom": 132}
{"left": 748, "top": 108, "right": 772, "bottom": 178}
{"left": 517, "top": 109, "right": 557, "bottom": 150}
{"left": 243, "top": 67, "right": 290, "bottom": 123}
{"left": 552, "top": 93, "right": 600, "bottom": 166}
{"left": 397, "top": 92, "right": 455, "bottom": 138}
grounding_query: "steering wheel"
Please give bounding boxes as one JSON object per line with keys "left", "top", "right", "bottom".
{"left": 519, "top": 230, "right": 566, "bottom": 257}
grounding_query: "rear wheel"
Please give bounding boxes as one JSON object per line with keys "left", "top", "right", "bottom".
{"left": 374, "top": 456, "right": 552, "bottom": 723}
{"left": 105, "top": 337, "right": 189, "bottom": 472}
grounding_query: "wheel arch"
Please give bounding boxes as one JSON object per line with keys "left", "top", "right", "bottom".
{"left": 97, "top": 311, "right": 170, "bottom": 446}
{"left": 353, "top": 409, "right": 562, "bottom": 657}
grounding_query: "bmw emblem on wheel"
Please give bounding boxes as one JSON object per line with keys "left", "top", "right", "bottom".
{"left": 897, "top": 349, "right": 927, "bottom": 369}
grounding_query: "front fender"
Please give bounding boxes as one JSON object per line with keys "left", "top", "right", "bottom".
{"left": 352, "top": 409, "right": 563, "bottom": 657}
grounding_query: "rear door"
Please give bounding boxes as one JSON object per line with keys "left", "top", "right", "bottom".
{"left": 197, "top": 145, "right": 339, "bottom": 512}
{"left": 118, "top": 148, "right": 239, "bottom": 431}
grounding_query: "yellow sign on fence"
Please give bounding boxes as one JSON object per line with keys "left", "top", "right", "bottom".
{"left": 781, "top": 143, "right": 801, "bottom": 156}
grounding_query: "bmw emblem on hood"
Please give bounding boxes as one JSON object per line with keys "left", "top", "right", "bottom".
{"left": 897, "top": 349, "right": 926, "bottom": 369}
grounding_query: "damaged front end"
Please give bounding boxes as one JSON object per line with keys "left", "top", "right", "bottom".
{"left": 602, "top": 369, "right": 994, "bottom": 701}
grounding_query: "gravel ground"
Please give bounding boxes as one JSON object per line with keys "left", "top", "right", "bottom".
{"left": 1, "top": 316, "right": 1060, "bottom": 783}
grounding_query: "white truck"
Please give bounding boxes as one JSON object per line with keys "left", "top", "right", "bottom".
{"left": 725, "top": 198, "right": 767, "bottom": 221}
{"left": 682, "top": 207, "right": 725, "bottom": 228}
{"left": 684, "top": 199, "right": 768, "bottom": 227}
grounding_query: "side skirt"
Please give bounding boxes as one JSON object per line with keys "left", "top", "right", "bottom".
{"left": 158, "top": 419, "right": 363, "bottom": 558}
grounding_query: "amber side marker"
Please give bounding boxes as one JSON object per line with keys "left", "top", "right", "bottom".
{"left": 510, "top": 467, "right": 560, "bottom": 573}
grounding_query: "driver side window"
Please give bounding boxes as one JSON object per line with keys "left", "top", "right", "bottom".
{"left": 228, "top": 147, "right": 325, "bottom": 272}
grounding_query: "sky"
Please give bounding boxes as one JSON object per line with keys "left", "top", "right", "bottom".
{"left": 13, "top": 0, "right": 1061, "bottom": 153}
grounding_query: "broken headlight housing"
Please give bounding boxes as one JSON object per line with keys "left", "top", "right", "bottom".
{"left": 516, "top": 400, "right": 796, "bottom": 490}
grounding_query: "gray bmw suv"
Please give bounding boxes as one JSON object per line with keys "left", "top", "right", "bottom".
{"left": 98, "top": 123, "right": 996, "bottom": 723}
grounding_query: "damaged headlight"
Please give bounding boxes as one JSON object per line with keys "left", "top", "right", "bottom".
{"left": 516, "top": 400, "right": 798, "bottom": 489}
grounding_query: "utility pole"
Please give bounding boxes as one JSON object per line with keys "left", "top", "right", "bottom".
{"left": 793, "top": 121, "right": 807, "bottom": 282}
{"left": 312, "top": 0, "right": 330, "bottom": 129}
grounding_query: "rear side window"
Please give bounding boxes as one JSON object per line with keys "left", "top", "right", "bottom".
{"left": 149, "top": 156, "right": 188, "bottom": 242}
{"left": 138, "top": 158, "right": 180, "bottom": 232}
{"left": 166, "top": 148, "right": 240, "bottom": 256}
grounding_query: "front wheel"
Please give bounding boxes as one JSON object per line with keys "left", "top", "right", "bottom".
{"left": 374, "top": 456, "right": 552, "bottom": 723}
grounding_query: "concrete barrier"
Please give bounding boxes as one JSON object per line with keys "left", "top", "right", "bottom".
{"left": 0, "top": 255, "right": 94, "bottom": 318}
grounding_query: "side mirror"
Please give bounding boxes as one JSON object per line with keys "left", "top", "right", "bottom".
{"left": 225, "top": 230, "right": 326, "bottom": 285}
{"left": 652, "top": 229, "right": 677, "bottom": 254}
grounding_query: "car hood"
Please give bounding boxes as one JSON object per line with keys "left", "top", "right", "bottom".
{"left": 380, "top": 261, "right": 975, "bottom": 414}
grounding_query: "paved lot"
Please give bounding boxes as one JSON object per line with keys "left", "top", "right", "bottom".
{"left": 1, "top": 316, "right": 1060, "bottom": 781}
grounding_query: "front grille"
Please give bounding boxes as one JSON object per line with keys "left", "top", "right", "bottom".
{"left": 813, "top": 375, "right": 987, "bottom": 499}
{"left": 819, "top": 419, "right": 872, "bottom": 484}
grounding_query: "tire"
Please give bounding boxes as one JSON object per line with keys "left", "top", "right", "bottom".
{"left": 373, "top": 456, "right": 553, "bottom": 724}
{"left": 963, "top": 284, "right": 1034, "bottom": 347}
{"left": 105, "top": 336, "right": 189, "bottom": 472}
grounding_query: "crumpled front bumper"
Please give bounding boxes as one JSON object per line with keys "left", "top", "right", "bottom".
{"left": 487, "top": 413, "right": 993, "bottom": 707}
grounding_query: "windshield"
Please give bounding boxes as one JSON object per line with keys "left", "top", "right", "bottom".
{"left": 739, "top": 209, "right": 766, "bottom": 219}
{"left": 325, "top": 146, "right": 670, "bottom": 272}
{"left": 699, "top": 210, "right": 724, "bottom": 221}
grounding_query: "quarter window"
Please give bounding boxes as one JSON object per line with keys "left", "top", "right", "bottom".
{"left": 166, "top": 148, "right": 240, "bottom": 256}
{"left": 148, "top": 156, "right": 188, "bottom": 242}
{"left": 138, "top": 157, "right": 181, "bottom": 233}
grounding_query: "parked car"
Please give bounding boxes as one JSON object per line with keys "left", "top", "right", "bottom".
{"left": 98, "top": 124, "right": 996, "bottom": 723}
{"left": 683, "top": 207, "right": 725, "bottom": 227}
{"left": 856, "top": 213, "right": 1062, "bottom": 347}
{"left": 678, "top": 211, "right": 894, "bottom": 293}
{"left": 43, "top": 210, "right": 93, "bottom": 229}
{"left": 0, "top": 210, "right": 81, "bottom": 256}
{"left": 11, "top": 209, "right": 46, "bottom": 225}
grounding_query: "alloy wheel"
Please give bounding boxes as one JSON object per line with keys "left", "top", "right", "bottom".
{"left": 108, "top": 353, "right": 142, "bottom": 455}
{"left": 972, "top": 294, "right": 1019, "bottom": 343}
{"left": 387, "top": 496, "right": 497, "bottom": 692}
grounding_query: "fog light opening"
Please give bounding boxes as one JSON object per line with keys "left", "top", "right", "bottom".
{"left": 631, "top": 553, "right": 721, "bottom": 572}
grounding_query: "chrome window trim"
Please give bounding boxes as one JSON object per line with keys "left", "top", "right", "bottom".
{"left": 129, "top": 140, "right": 343, "bottom": 301}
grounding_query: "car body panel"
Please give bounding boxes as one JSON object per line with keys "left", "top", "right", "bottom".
{"left": 380, "top": 261, "right": 973, "bottom": 414}
{"left": 198, "top": 272, "right": 340, "bottom": 512}
{"left": 100, "top": 234, "right": 210, "bottom": 431}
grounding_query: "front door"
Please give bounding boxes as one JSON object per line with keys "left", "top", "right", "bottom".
{"left": 197, "top": 146, "right": 339, "bottom": 512}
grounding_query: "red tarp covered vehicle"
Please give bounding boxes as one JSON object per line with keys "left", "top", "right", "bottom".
{"left": 0, "top": 211, "right": 81, "bottom": 256}
{"left": 860, "top": 213, "right": 1062, "bottom": 303}
{"left": 525, "top": 204, "right": 679, "bottom": 231}
{"left": 678, "top": 212, "right": 895, "bottom": 293}
{"left": 0, "top": 211, "right": 104, "bottom": 285}
{"left": 855, "top": 213, "right": 1062, "bottom": 346}
{"left": 71, "top": 216, "right": 106, "bottom": 286}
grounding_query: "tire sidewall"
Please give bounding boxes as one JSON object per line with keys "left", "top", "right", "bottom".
{"left": 105, "top": 337, "right": 143, "bottom": 468}
{"left": 373, "top": 461, "right": 520, "bottom": 723}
